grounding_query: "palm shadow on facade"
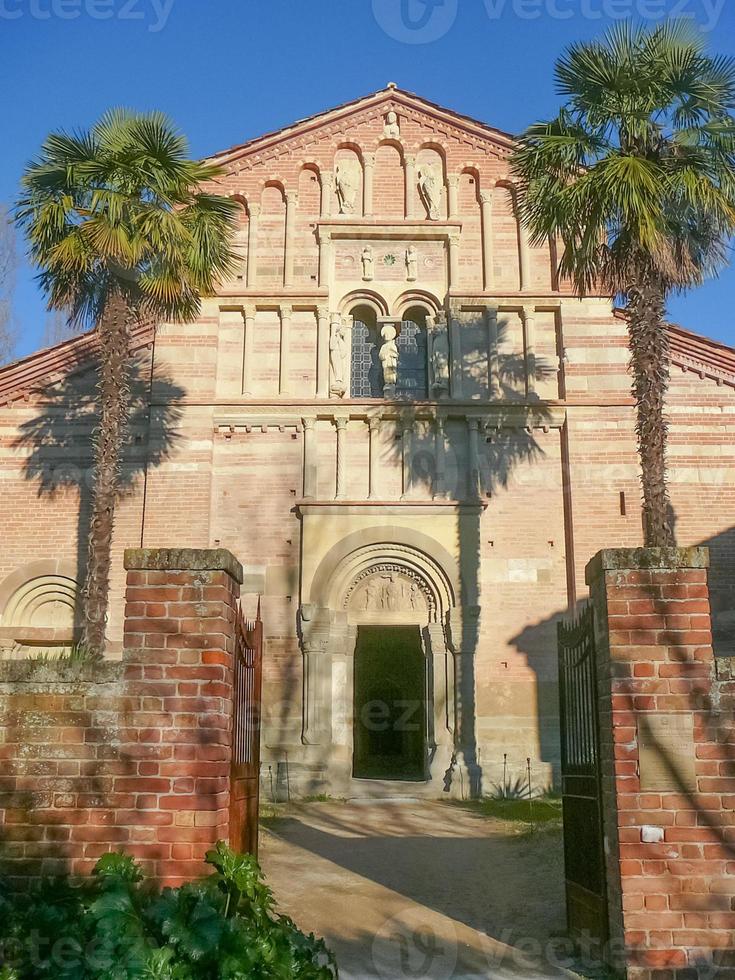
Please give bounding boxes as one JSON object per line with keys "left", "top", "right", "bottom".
{"left": 14, "top": 349, "right": 185, "bottom": 644}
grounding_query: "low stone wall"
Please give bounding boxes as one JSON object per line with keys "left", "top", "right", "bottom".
{"left": 587, "top": 548, "right": 735, "bottom": 979}
{"left": 0, "top": 548, "right": 242, "bottom": 888}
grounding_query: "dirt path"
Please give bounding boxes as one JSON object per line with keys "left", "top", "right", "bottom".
{"left": 259, "top": 800, "right": 581, "bottom": 980}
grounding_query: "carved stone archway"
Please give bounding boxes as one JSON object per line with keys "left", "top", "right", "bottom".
{"left": 299, "top": 539, "right": 469, "bottom": 791}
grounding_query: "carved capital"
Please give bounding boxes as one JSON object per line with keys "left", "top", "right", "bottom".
{"left": 317, "top": 228, "right": 332, "bottom": 244}
{"left": 317, "top": 305, "right": 330, "bottom": 320}
{"left": 302, "top": 416, "right": 316, "bottom": 431}
{"left": 243, "top": 305, "right": 257, "bottom": 321}
{"left": 363, "top": 152, "right": 376, "bottom": 168}
{"left": 248, "top": 203, "right": 261, "bottom": 219}
{"left": 368, "top": 415, "right": 382, "bottom": 433}
{"left": 334, "top": 417, "right": 348, "bottom": 431}
{"left": 280, "top": 304, "right": 293, "bottom": 319}
{"left": 447, "top": 173, "right": 460, "bottom": 188}
{"left": 479, "top": 190, "right": 493, "bottom": 206}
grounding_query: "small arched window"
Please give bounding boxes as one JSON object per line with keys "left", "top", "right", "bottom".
{"left": 350, "top": 305, "right": 382, "bottom": 398}
{"left": 396, "top": 307, "right": 429, "bottom": 401}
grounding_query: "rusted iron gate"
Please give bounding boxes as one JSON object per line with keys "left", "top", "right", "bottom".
{"left": 230, "top": 600, "right": 263, "bottom": 856}
{"left": 557, "top": 603, "right": 608, "bottom": 951}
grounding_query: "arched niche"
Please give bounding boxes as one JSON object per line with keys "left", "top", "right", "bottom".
{"left": 416, "top": 145, "right": 447, "bottom": 220}
{"left": 260, "top": 181, "right": 287, "bottom": 284}
{"left": 334, "top": 146, "right": 363, "bottom": 217}
{"left": 298, "top": 165, "right": 321, "bottom": 216}
{"left": 493, "top": 182, "right": 522, "bottom": 291}
{"left": 228, "top": 194, "right": 250, "bottom": 283}
{"left": 375, "top": 142, "right": 405, "bottom": 218}
{"left": 0, "top": 560, "right": 81, "bottom": 657}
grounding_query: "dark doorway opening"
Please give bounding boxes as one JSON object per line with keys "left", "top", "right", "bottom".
{"left": 353, "top": 626, "right": 426, "bottom": 781}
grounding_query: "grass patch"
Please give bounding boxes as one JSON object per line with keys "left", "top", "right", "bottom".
{"left": 451, "top": 796, "right": 563, "bottom": 825}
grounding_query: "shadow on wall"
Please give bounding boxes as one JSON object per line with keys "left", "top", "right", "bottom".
{"left": 376, "top": 319, "right": 556, "bottom": 797}
{"left": 13, "top": 351, "right": 185, "bottom": 639}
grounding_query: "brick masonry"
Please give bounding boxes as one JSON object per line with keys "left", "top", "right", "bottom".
{"left": 587, "top": 548, "right": 735, "bottom": 979}
{"left": 0, "top": 548, "right": 242, "bottom": 887}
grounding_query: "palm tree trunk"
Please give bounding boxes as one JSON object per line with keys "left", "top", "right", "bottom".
{"left": 80, "top": 289, "right": 131, "bottom": 655}
{"left": 626, "top": 272, "right": 676, "bottom": 549}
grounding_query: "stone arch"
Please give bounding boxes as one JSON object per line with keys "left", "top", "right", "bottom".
{"left": 0, "top": 560, "right": 81, "bottom": 655}
{"left": 308, "top": 526, "right": 458, "bottom": 619}
{"left": 338, "top": 289, "right": 389, "bottom": 317}
{"left": 393, "top": 289, "right": 441, "bottom": 320}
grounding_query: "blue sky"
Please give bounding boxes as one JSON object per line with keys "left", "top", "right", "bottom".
{"left": 1, "top": 0, "right": 734, "bottom": 358}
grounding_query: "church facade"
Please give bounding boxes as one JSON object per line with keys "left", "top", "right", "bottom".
{"left": 1, "top": 86, "right": 734, "bottom": 797}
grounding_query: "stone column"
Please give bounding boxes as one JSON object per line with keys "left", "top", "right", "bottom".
{"left": 302, "top": 417, "right": 317, "bottom": 499}
{"left": 447, "top": 174, "right": 459, "bottom": 220}
{"left": 279, "top": 304, "right": 292, "bottom": 396}
{"left": 400, "top": 420, "right": 413, "bottom": 500}
{"left": 448, "top": 232, "right": 461, "bottom": 289}
{"left": 433, "top": 416, "right": 445, "bottom": 499}
{"left": 450, "top": 312, "right": 463, "bottom": 399}
{"left": 318, "top": 229, "right": 332, "bottom": 289}
{"left": 485, "top": 305, "right": 499, "bottom": 400}
{"left": 246, "top": 203, "right": 260, "bottom": 288}
{"left": 448, "top": 605, "right": 482, "bottom": 798}
{"left": 320, "top": 170, "right": 333, "bottom": 218}
{"left": 242, "top": 306, "right": 256, "bottom": 396}
{"left": 480, "top": 190, "right": 494, "bottom": 292}
{"left": 301, "top": 636, "right": 331, "bottom": 746}
{"left": 284, "top": 191, "right": 298, "bottom": 287}
{"left": 316, "top": 306, "right": 330, "bottom": 398}
{"left": 335, "top": 416, "right": 348, "bottom": 500}
{"left": 363, "top": 153, "right": 375, "bottom": 218}
{"left": 367, "top": 416, "right": 381, "bottom": 500}
{"left": 584, "top": 548, "right": 731, "bottom": 979}
{"left": 405, "top": 155, "right": 417, "bottom": 219}
{"left": 466, "top": 417, "right": 481, "bottom": 500}
{"left": 522, "top": 305, "right": 536, "bottom": 396}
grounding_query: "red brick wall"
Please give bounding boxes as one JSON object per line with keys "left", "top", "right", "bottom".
{"left": 0, "top": 548, "right": 242, "bottom": 888}
{"left": 587, "top": 548, "right": 735, "bottom": 979}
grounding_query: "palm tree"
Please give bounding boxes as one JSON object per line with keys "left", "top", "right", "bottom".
{"left": 512, "top": 23, "right": 735, "bottom": 547}
{"left": 17, "top": 110, "right": 238, "bottom": 654}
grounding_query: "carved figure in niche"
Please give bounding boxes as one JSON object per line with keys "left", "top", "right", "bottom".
{"left": 418, "top": 163, "right": 442, "bottom": 220}
{"left": 431, "top": 318, "right": 450, "bottom": 398}
{"left": 329, "top": 321, "right": 348, "bottom": 397}
{"left": 405, "top": 245, "right": 418, "bottom": 282}
{"left": 335, "top": 160, "right": 360, "bottom": 214}
{"left": 408, "top": 582, "right": 419, "bottom": 610}
{"left": 364, "top": 578, "right": 380, "bottom": 611}
{"left": 379, "top": 324, "right": 399, "bottom": 390}
{"left": 384, "top": 110, "right": 400, "bottom": 139}
{"left": 361, "top": 245, "right": 374, "bottom": 281}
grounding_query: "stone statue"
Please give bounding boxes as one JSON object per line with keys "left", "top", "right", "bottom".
{"left": 335, "top": 160, "right": 360, "bottom": 214}
{"left": 405, "top": 245, "right": 417, "bottom": 282}
{"left": 418, "top": 163, "right": 442, "bottom": 220}
{"left": 379, "top": 324, "right": 399, "bottom": 391}
{"left": 329, "top": 321, "right": 348, "bottom": 397}
{"left": 431, "top": 318, "right": 450, "bottom": 398}
{"left": 383, "top": 110, "right": 400, "bottom": 139}
{"left": 361, "top": 245, "right": 374, "bottom": 281}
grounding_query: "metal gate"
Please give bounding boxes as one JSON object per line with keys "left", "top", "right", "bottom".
{"left": 230, "top": 599, "right": 263, "bottom": 857}
{"left": 557, "top": 603, "right": 608, "bottom": 950}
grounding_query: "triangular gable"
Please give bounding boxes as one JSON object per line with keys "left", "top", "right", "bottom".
{"left": 207, "top": 85, "right": 517, "bottom": 172}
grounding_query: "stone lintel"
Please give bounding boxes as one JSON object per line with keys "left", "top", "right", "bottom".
{"left": 585, "top": 546, "right": 710, "bottom": 585}
{"left": 124, "top": 548, "right": 244, "bottom": 584}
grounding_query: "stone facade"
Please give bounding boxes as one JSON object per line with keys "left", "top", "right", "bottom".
{"left": 1, "top": 87, "right": 735, "bottom": 798}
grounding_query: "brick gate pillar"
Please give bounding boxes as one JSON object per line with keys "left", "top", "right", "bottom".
{"left": 122, "top": 548, "right": 243, "bottom": 885}
{"left": 586, "top": 548, "right": 735, "bottom": 979}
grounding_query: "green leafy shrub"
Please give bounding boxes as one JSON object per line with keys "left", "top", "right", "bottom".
{"left": 0, "top": 842, "right": 337, "bottom": 979}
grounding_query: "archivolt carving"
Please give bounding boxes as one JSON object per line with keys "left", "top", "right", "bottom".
{"left": 343, "top": 563, "right": 435, "bottom": 620}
